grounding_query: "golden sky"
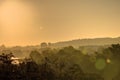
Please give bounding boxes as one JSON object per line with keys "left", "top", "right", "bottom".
{"left": 0, "top": 0, "right": 120, "bottom": 46}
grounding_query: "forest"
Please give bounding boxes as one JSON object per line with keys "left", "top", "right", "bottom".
{"left": 0, "top": 44, "right": 120, "bottom": 80}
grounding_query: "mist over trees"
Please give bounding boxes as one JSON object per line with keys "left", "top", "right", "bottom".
{"left": 51, "top": 37, "right": 120, "bottom": 48}
{"left": 0, "top": 43, "right": 120, "bottom": 80}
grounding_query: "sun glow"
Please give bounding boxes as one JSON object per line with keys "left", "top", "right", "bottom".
{"left": 0, "top": 0, "right": 34, "bottom": 40}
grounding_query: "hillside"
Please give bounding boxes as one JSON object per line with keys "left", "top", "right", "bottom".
{"left": 52, "top": 37, "right": 120, "bottom": 48}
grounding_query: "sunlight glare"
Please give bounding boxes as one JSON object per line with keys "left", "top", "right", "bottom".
{"left": 0, "top": 1, "right": 34, "bottom": 38}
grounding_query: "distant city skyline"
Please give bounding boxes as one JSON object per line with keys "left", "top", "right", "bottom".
{"left": 0, "top": 0, "right": 120, "bottom": 46}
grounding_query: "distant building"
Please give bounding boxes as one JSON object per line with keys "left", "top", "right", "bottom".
{"left": 0, "top": 53, "right": 24, "bottom": 65}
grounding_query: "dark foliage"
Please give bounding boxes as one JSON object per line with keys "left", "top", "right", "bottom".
{"left": 0, "top": 46, "right": 105, "bottom": 80}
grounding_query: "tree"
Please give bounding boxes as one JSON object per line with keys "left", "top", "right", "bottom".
{"left": 108, "top": 44, "right": 120, "bottom": 58}
{"left": 41, "top": 42, "right": 48, "bottom": 48}
{"left": 30, "top": 50, "right": 43, "bottom": 64}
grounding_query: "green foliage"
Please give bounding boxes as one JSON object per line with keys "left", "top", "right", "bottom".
{"left": 0, "top": 46, "right": 109, "bottom": 80}
{"left": 30, "top": 50, "right": 43, "bottom": 64}
{"left": 29, "top": 46, "right": 103, "bottom": 80}
{"left": 1, "top": 44, "right": 120, "bottom": 80}
{"left": 95, "top": 44, "right": 120, "bottom": 80}
{"left": 108, "top": 44, "right": 120, "bottom": 58}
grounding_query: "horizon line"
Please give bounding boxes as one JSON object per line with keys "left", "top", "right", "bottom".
{"left": 0, "top": 36, "right": 120, "bottom": 47}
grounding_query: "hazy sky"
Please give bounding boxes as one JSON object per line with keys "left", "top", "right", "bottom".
{"left": 0, "top": 0, "right": 120, "bottom": 46}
